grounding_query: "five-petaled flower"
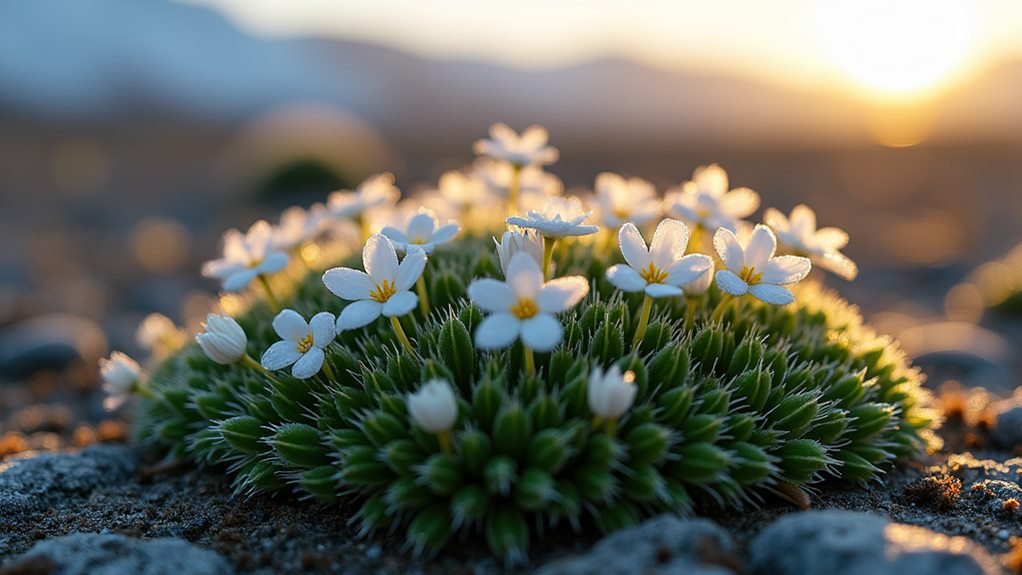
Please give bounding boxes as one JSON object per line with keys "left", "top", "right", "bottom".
{"left": 468, "top": 252, "right": 589, "bottom": 352}
{"left": 764, "top": 204, "right": 858, "bottom": 281}
{"left": 201, "top": 220, "right": 290, "bottom": 292}
{"left": 592, "top": 172, "right": 661, "bottom": 229}
{"left": 273, "top": 203, "right": 327, "bottom": 251}
{"left": 506, "top": 196, "right": 599, "bottom": 239}
{"left": 261, "top": 309, "right": 337, "bottom": 379}
{"left": 714, "top": 224, "right": 811, "bottom": 305}
{"left": 99, "top": 351, "right": 143, "bottom": 410}
{"left": 473, "top": 123, "right": 559, "bottom": 167}
{"left": 494, "top": 229, "right": 544, "bottom": 278}
{"left": 606, "top": 219, "right": 714, "bottom": 298}
{"left": 665, "top": 164, "right": 760, "bottom": 233}
{"left": 381, "top": 208, "right": 460, "bottom": 254}
{"left": 327, "top": 173, "right": 400, "bottom": 220}
{"left": 323, "top": 234, "right": 426, "bottom": 331}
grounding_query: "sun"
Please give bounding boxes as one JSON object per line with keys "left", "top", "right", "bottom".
{"left": 819, "top": 0, "right": 978, "bottom": 103}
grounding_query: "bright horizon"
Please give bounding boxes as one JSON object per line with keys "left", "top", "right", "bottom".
{"left": 182, "top": 0, "right": 1022, "bottom": 103}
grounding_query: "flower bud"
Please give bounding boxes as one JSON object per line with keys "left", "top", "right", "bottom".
{"left": 195, "top": 313, "right": 247, "bottom": 364}
{"left": 99, "top": 351, "right": 142, "bottom": 410}
{"left": 587, "top": 365, "right": 637, "bottom": 421}
{"left": 407, "top": 379, "right": 458, "bottom": 433}
{"left": 493, "top": 230, "right": 543, "bottom": 277}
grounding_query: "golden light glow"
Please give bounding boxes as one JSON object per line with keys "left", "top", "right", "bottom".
{"left": 820, "top": 0, "right": 977, "bottom": 103}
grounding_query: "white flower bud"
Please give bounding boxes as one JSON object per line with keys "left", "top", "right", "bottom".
{"left": 99, "top": 351, "right": 143, "bottom": 410}
{"left": 135, "top": 313, "right": 186, "bottom": 356}
{"left": 407, "top": 379, "right": 458, "bottom": 433}
{"left": 196, "top": 314, "right": 248, "bottom": 364}
{"left": 587, "top": 365, "right": 637, "bottom": 420}
{"left": 494, "top": 230, "right": 544, "bottom": 277}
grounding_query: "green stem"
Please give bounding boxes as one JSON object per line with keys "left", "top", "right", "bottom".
{"left": 709, "top": 293, "right": 734, "bottom": 323}
{"left": 684, "top": 296, "right": 698, "bottom": 330}
{"left": 591, "top": 416, "right": 618, "bottom": 437}
{"left": 437, "top": 430, "right": 453, "bottom": 455}
{"left": 416, "top": 275, "right": 430, "bottom": 317}
{"left": 541, "top": 236, "right": 556, "bottom": 281}
{"left": 390, "top": 316, "right": 416, "bottom": 356}
{"left": 321, "top": 359, "right": 337, "bottom": 381}
{"left": 240, "top": 353, "right": 271, "bottom": 376}
{"left": 632, "top": 295, "right": 653, "bottom": 350}
{"left": 257, "top": 275, "right": 281, "bottom": 313}
{"left": 508, "top": 164, "right": 522, "bottom": 214}
{"left": 522, "top": 345, "right": 536, "bottom": 377}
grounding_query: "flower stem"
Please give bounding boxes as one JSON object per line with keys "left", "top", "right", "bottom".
{"left": 416, "top": 275, "right": 430, "bottom": 317}
{"left": 709, "top": 293, "right": 734, "bottom": 323}
{"left": 687, "top": 225, "right": 704, "bottom": 254}
{"left": 591, "top": 416, "right": 618, "bottom": 437}
{"left": 541, "top": 236, "right": 556, "bottom": 281}
{"left": 321, "top": 359, "right": 337, "bottom": 381}
{"left": 508, "top": 164, "right": 522, "bottom": 214}
{"left": 632, "top": 295, "right": 653, "bottom": 350}
{"left": 522, "top": 345, "right": 536, "bottom": 377}
{"left": 357, "top": 215, "right": 371, "bottom": 244}
{"left": 390, "top": 316, "right": 416, "bottom": 355}
{"left": 257, "top": 275, "right": 281, "bottom": 313}
{"left": 437, "top": 430, "right": 453, "bottom": 455}
{"left": 240, "top": 353, "right": 270, "bottom": 376}
{"left": 684, "top": 296, "right": 699, "bottom": 329}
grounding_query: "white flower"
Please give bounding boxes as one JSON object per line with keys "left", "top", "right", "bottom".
{"left": 195, "top": 314, "right": 248, "bottom": 365}
{"left": 592, "top": 172, "right": 661, "bottom": 228}
{"left": 468, "top": 252, "right": 589, "bottom": 352}
{"left": 201, "top": 221, "right": 290, "bottom": 292}
{"left": 506, "top": 196, "right": 599, "bottom": 239}
{"left": 472, "top": 158, "right": 562, "bottom": 206}
{"left": 588, "top": 365, "right": 637, "bottom": 420}
{"left": 437, "top": 170, "right": 488, "bottom": 209}
{"left": 326, "top": 173, "right": 400, "bottom": 220}
{"left": 261, "top": 309, "right": 336, "bottom": 379}
{"left": 681, "top": 265, "right": 715, "bottom": 297}
{"left": 323, "top": 234, "right": 427, "bottom": 331}
{"left": 494, "top": 229, "right": 544, "bottom": 278}
{"left": 473, "top": 123, "right": 559, "bottom": 167}
{"left": 763, "top": 204, "right": 858, "bottom": 281}
{"left": 665, "top": 164, "right": 760, "bottom": 232}
{"left": 273, "top": 203, "right": 327, "bottom": 251}
{"left": 407, "top": 379, "right": 458, "bottom": 433}
{"left": 713, "top": 224, "right": 812, "bottom": 305}
{"left": 381, "top": 208, "right": 460, "bottom": 254}
{"left": 99, "top": 351, "right": 142, "bottom": 410}
{"left": 135, "top": 313, "right": 186, "bottom": 356}
{"left": 606, "top": 220, "right": 713, "bottom": 298}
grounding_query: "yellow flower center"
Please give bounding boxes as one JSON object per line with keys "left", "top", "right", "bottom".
{"left": 639, "top": 263, "right": 668, "bottom": 284}
{"left": 296, "top": 332, "right": 314, "bottom": 353}
{"left": 739, "top": 265, "right": 763, "bottom": 285}
{"left": 696, "top": 207, "right": 711, "bottom": 219}
{"left": 246, "top": 258, "right": 263, "bottom": 269}
{"left": 410, "top": 237, "right": 428, "bottom": 245}
{"left": 370, "top": 279, "right": 397, "bottom": 303}
{"left": 612, "top": 206, "right": 630, "bottom": 219}
{"left": 511, "top": 297, "right": 539, "bottom": 319}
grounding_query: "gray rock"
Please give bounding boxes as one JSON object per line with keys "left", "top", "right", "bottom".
{"left": 3, "top": 533, "right": 233, "bottom": 575}
{"left": 535, "top": 514, "right": 737, "bottom": 575}
{"left": 991, "top": 403, "right": 1022, "bottom": 447}
{"left": 0, "top": 445, "right": 136, "bottom": 524}
{"left": 748, "top": 510, "right": 999, "bottom": 575}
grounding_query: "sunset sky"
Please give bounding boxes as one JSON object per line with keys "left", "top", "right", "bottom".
{"left": 183, "top": 0, "right": 1022, "bottom": 103}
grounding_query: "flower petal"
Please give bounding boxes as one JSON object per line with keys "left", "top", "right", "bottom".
{"left": 291, "top": 348, "right": 324, "bottom": 379}
{"left": 744, "top": 225, "right": 777, "bottom": 269}
{"left": 790, "top": 204, "right": 817, "bottom": 236}
{"left": 468, "top": 279, "right": 516, "bottom": 312}
{"left": 506, "top": 251, "right": 543, "bottom": 299}
{"left": 474, "top": 313, "right": 521, "bottom": 349}
{"left": 407, "top": 212, "right": 436, "bottom": 240}
{"left": 749, "top": 283, "right": 795, "bottom": 305}
{"left": 222, "top": 269, "right": 259, "bottom": 292}
{"left": 201, "top": 258, "right": 244, "bottom": 280}
{"left": 606, "top": 264, "right": 647, "bottom": 292}
{"left": 322, "top": 267, "right": 373, "bottom": 301}
{"left": 258, "top": 251, "right": 290, "bottom": 275}
{"left": 537, "top": 276, "right": 589, "bottom": 313}
{"left": 665, "top": 254, "right": 713, "bottom": 286}
{"left": 273, "top": 309, "right": 309, "bottom": 342}
{"left": 382, "top": 290, "right": 418, "bottom": 317}
{"left": 761, "top": 255, "right": 812, "bottom": 285}
{"left": 715, "top": 269, "right": 749, "bottom": 296}
{"left": 649, "top": 219, "right": 689, "bottom": 270}
{"left": 817, "top": 251, "right": 858, "bottom": 281}
{"left": 337, "top": 300, "right": 382, "bottom": 331}
{"left": 713, "top": 228, "right": 744, "bottom": 273}
{"left": 762, "top": 207, "right": 789, "bottom": 233}
{"left": 380, "top": 227, "right": 409, "bottom": 245}
{"left": 645, "top": 283, "right": 684, "bottom": 298}
{"left": 521, "top": 314, "right": 563, "bottom": 352}
{"left": 395, "top": 247, "right": 428, "bottom": 292}
{"left": 309, "top": 312, "right": 337, "bottom": 347}
{"left": 431, "top": 223, "right": 460, "bottom": 244}
{"left": 815, "top": 227, "right": 849, "bottom": 250}
{"left": 261, "top": 340, "right": 301, "bottom": 371}
{"left": 363, "top": 234, "right": 399, "bottom": 282}
{"left": 617, "top": 223, "right": 650, "bottom": 270}
{"left": 720, "top": 187, "right": 760, "bottom": 219}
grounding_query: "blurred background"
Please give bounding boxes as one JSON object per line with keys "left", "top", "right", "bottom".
{"left": 1, "top": 0, "right": 1021, "bottom": 449}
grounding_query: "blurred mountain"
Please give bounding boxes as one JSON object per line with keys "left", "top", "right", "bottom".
{"left": 1, "top": 0, "right": 1020, "bottom": 148}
